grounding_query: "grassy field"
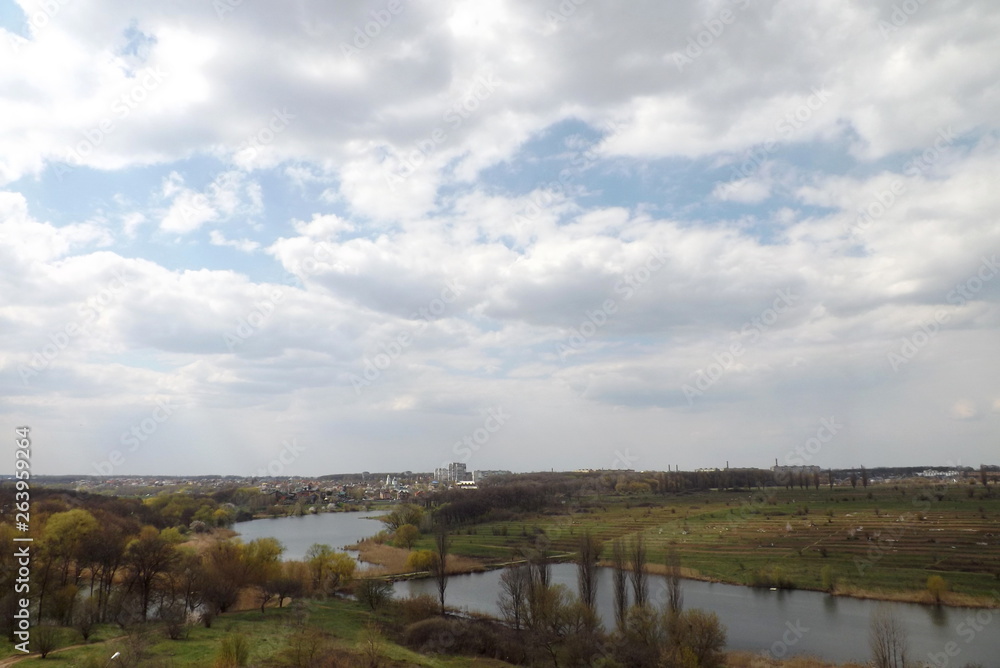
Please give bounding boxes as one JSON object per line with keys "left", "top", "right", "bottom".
{"left": 0, "top": 598, "right": 518, "bottom": 667}
{"left": 412, "top": 482, "right": 1000, "bottom": 606}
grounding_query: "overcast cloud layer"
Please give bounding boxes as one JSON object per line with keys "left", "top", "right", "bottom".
{"left": 2, "top": 0, "right": 998, "bottom": 476}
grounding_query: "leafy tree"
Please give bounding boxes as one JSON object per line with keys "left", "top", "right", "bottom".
{"left": 304, "top": 544, "right": 355, "bottom": 594}
{"left": 379, "top": 504, "right": 424, "bottom": 532}
{"left": 927, "top": 575, "right": 947, "bottom": 604}
{"left": 394, "top": 523, "right": 420, "bottom": 549}
{"left": 200, "top": 539, "right": 245, "bottom": 614}
{"left": 265, "top": 574, "right": 303, "bottom": 609}
{"left": 124, "top": 526, "right": 178, "bottom": 621}
{"left": 665, "top": 608, "right": 727, "bottom": 667}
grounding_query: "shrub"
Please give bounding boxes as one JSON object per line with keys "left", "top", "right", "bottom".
{"left": 394, "top": 594, "right": 440, "bottom": 625}
{"left": 405, "top": 549, "right": 436, "bottom": 572}
{"left": 927, "top": 575, "right": 947, "bottom": 603}
{"left": 355, "top": 578, "right": 394, "bottom": 611}
{"left": 214, "top": 633, "right": 251, "bottom": 668}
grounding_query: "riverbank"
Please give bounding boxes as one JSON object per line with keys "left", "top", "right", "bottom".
{"left": 359, "top": 542, "right": 1000, "bottom": 609}
{"left": 421, "top": 484, "right": 1000, "bottom": 610}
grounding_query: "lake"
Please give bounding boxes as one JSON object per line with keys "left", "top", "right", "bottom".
{"left": 233, "top": 514, "right": 999, "bottom": 664}
{"left": 234, "top": 510, "right": 386, "bottom": 561}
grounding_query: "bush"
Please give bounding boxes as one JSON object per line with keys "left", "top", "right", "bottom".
{"left": 405, "top": 549, "right": 437, "bottom": 572}
{"left": 355, "top": 578, "right": 394, "bottom": 611}
{"left": 32, "top": 622, "right": 60, "bottom": 658}
{"left": 402, "top": 617, "right": 507, "bottom": 659}
{"left": 749, "top": 566, "right": 795, "bottom": 589}
{"left": 394, "top": 594, "right": 440, "bottom": 625}
{"left": 214, "top": 633, "right": 251, "bottom": 668}
{"left": 927, "top": 575, "right": 948, "bottom": 603}
{"left": 665, "top": 609, "right": 727, "bottom": 668}
{"left": 283, "top": 628, "right": 334, "bottom": 668}
{"left": 402, "top": 617, "right": 454, "bottom": 652}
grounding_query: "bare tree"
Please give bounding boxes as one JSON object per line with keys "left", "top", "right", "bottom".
{"left": 869, "top": 604, "right": 909, "bottom": 668}
{"left": 665, "top": 547, "right": 683, "bottom": 615}
{"left": 629, "top": 534, "right": 648, "bottom": 608}
{"left": 576, "top": 531, "right": 600, "bottom": 611}
{"left": 431, "top": 523, "right": 449, "bottom": 615}
{"left": 611, "top": 538, "right": 628, "bottom": 632}
{"left": 498, "top": 563, "right": 530, "bottom": 631}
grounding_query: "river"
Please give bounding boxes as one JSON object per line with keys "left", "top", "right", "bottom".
{"left": 235, "top": 513, "right": 999, "bottom": 664}
{"left": 234, "top": 509, "right": 386, "bottom": 561}
{"left": 393, "top": 564, "right": 1000, "bottom": 665}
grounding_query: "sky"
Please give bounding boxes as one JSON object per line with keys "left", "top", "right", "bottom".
{"left": 1, "top": 0, "right": 999, "bottom": 477}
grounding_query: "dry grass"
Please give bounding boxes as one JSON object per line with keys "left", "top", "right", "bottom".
{"left": 829, "top": 583, "right": 995, "bottom": 608}
{"left": 178, "top": 527, "right": 238, "bottom": 553}
{"left": 351, "top": 539, "right": 486, "bottom": 576}
{"left": 725, "top": 651, "right": 867, "bottom": 667}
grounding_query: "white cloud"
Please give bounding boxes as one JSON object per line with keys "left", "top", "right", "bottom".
{"left": 2, "top": 1, "right": 999, "bottom": 474}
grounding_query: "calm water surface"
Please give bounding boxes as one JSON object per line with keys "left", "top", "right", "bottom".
{"left": 233, "top": 515, "right": 999, "bottom": 664}
{"left": 235, "top": 510, "right": 385, "bottom": 561}
{"left": 393, "top": 563, "right": 1000, "bottom": 665}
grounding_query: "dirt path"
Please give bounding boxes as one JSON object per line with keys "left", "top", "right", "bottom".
{"left": 0, "top": 636, "right": 124, "bottom": 666}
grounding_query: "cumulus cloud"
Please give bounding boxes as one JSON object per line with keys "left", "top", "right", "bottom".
{"left": 2, "top": 0, "right": 998, "bottom": 474}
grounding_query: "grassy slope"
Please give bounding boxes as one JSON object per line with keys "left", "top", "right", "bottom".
{"left": 2, "top": 600, "right": 517, "bottom": 667}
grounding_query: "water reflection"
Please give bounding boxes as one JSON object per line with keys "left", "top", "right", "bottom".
{"left": 391, "top": 563, "right": 999, "bottom": 664}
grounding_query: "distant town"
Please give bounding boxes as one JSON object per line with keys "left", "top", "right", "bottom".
{"left": 10, "top": 463, "right": 996, "bottom": 508}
